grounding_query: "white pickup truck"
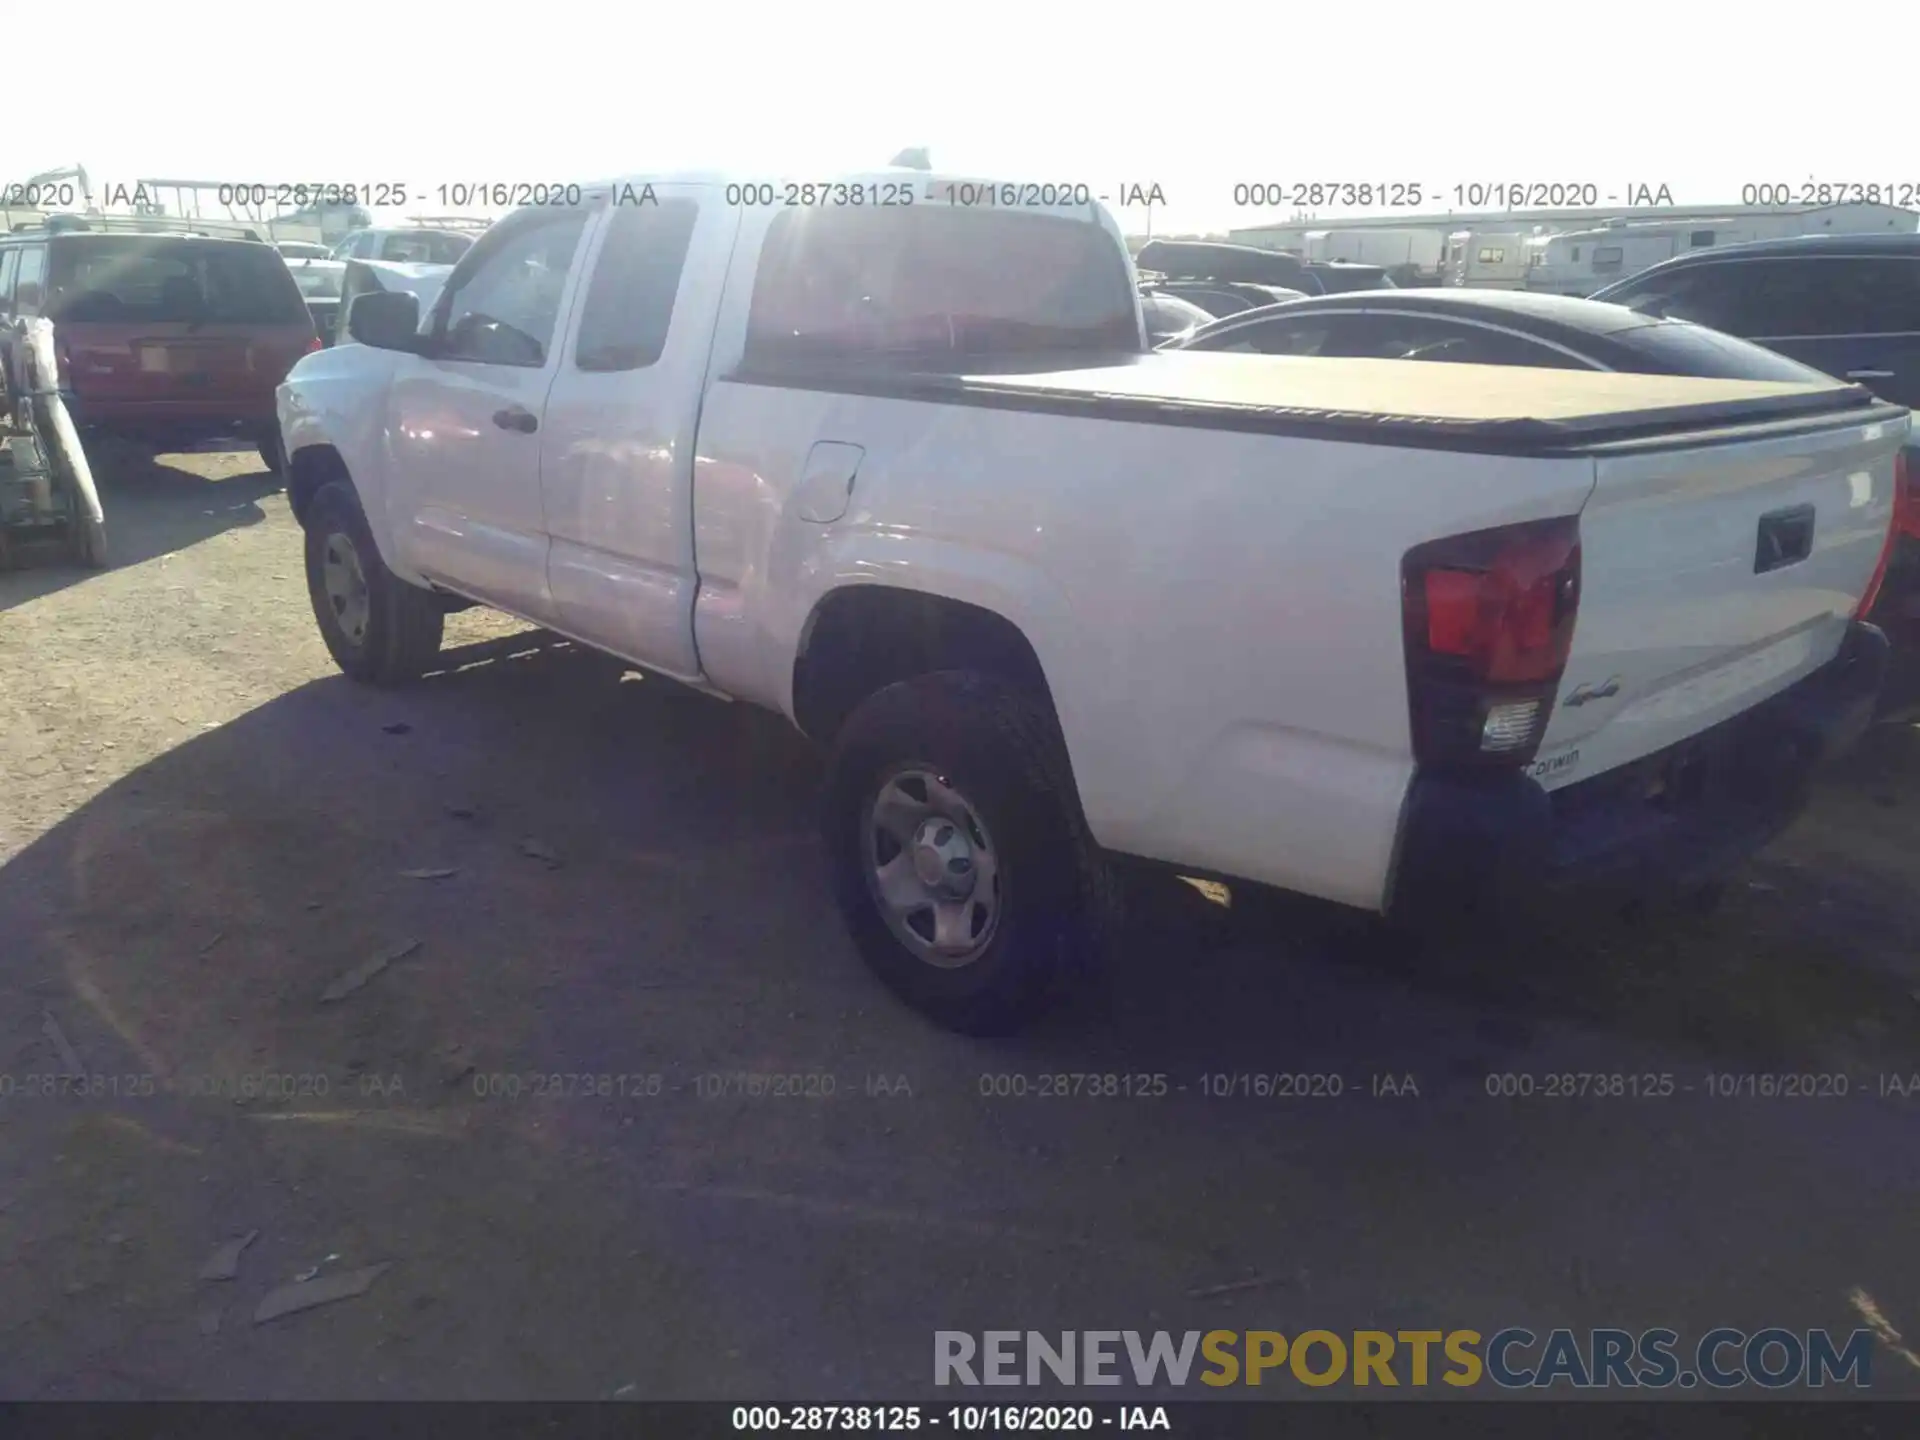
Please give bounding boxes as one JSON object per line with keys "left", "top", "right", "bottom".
{"left": 277, "top": 171, "right": 1908, "bottom": 1033}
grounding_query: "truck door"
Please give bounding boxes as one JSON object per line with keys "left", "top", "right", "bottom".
{"left": 385, "top": 207, "right": 591, "bottom": 619}
{"left": 537, "top": 188, "right": 739, "bottom": 680}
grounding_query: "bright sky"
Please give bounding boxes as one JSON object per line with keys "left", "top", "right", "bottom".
{"left": 21, "top": 0, "right": 1920, "bottom": 236}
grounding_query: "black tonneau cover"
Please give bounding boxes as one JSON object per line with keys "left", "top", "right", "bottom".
{"left": 731, "top": 349, "right": 1900, "bottom": 457}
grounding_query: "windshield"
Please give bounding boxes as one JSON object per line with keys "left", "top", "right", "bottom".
{"left": 47, "top": 237, "right": 311, "bottom": 324}
{"left": 288, "top": 263, "right": 345, "bottom": 299}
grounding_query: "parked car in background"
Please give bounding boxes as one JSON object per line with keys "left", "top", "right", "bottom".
{"left": 1135, "top": 238, "right": 1392, "bottom": 301}
{"left": 285, "top": 258, "right": 347, "bottom": 345}
{"left": 1140, "top": 291, "right": 1215, "bottom": 346}
{"left": 1306, "top": 261, "right": 1395, "bottom": 294}
{"left": 277, "top": 241, "right": 332, "bottom": 261}
{"left": 330, "top": 226, "right": 479, "bottom": 265}
{"left": 1141, "top": 279, "right": 1304, "bottom": 321}
{"left": 1592, "top": 234, "right": 1920, "bottom": 683}
{"left": 0, "top": 221, "right": 318, "bottom": 471}
{"left": 330, "top": 259, "right": 456, "bottom": 346}
{"left": 1589, "top": 234, "right": 1920, "bottom": 407}
{"left": 1171, "top": 289, "right": 1838, "bottom": 380}
{"left": 280, "top": 173, "right": 1903, "bottom": 1033}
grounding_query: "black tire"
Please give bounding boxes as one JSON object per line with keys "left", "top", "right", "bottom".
{"left": 303, "top": 479, "right": 443, "bottom": 684}
{"left": 257, "top": 435, "right": 285, "bottom": 475}
{"left": 822, "top": 671, "right": 1118, "bottom": 1035}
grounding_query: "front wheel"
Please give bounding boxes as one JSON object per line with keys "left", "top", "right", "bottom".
{"left": 822, "top": 671, "right": 1118, "bottom": 1035}
{"left": 303, "top": 479, "right": 444, "bottom": 684}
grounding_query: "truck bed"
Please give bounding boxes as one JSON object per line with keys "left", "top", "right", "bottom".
{"left": 736, "top": 350, "right": 1891, "bottom": 454}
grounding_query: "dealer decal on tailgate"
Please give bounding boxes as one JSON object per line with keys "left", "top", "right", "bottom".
{"left": 1527, "top": 749, "right": 1580, "bottom": 783}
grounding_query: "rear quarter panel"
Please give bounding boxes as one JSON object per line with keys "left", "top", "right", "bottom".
{"left": 693, "top": 384, "right": 1598, "bottom": 910}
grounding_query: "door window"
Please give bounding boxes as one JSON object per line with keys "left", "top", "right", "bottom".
{"left": 1191, "top": 315, "right": 1336, "bottom": 355}
{"left": 0, "top": 249, "right": 18, "bottom": 310}
{"left": 435, "top": 211, "right": 588, "bottom": 367}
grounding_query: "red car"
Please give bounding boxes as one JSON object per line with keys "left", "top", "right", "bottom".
{"left": 0, "top": 223, "right": 318, "bottom": 470}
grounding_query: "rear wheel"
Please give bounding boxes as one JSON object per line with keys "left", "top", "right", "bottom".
{"left": 303, "top": 479, "right": 443, "bottom": 684}
{"left": 257, "top": 434, "right": 285, "bottom": 475}
{"left": 822, "top": 671, "right": 1118, "bottom": 1035}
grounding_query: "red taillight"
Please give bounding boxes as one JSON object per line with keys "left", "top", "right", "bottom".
{"left": 1856, "top": 448, "right": 1912, "bottom": 620}
{"left": 1403, "top": 517, "right": 1582, "bottom": 770}
{"left": 305, "top": 335, "right": 323, "bottom": 354}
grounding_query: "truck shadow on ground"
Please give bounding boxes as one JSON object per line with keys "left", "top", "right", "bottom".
{"left": 2, "top": 628, "right": 1914, "bottom": 1113}
{"left": 0, "top": 444, "right": 278, "bottom": 612}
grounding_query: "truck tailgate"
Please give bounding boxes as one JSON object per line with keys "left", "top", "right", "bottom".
{"left": 1532, "top": 408, "right": 1909, "bottom": 787}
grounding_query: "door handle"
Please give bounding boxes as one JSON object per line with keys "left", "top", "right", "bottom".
{"left": 492, "top": 406, "right": 538, "bottom": 433}
{"left": 1845, "top": 369, "right": 1894, "bottom": 381}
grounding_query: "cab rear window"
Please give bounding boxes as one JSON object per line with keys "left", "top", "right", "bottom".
{"left": 745, "top": 205, "right": 1140, "bottom": 366}
{"left": 48, "top": 238, "right": 310, "bottom": 325}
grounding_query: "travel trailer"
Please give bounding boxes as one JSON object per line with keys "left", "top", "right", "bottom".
{"left": 1441, "top": 229, "right": 1536, "bottom": 289}
{"left": 1522, "top": 203, "right": 1918, "bottom": 295}
{"left": 1304, "top": 227, "right": 1445, "bottom": 283}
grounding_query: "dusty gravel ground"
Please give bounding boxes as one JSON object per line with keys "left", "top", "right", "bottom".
{"left": 1, "top": 445, "right": 1918, "bottom": 1401}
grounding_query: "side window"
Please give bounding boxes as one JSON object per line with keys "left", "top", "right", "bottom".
{"left": 1778, "top": 257, "right": 1920, "bottom": 336}
{"left": 436, "top": 210, "right": 589, "bottom": 367}
{"left": 1196, "top": 317, "right": 1335, "bottom": 356}
{"left": 1863, "top": 258, "right": 1920, "bottom": 333}
{"left": 1321, "top": 314, "right": 1587, "bottom": 368}
{"left": 0, "top": 249, "right": 18, "bottom": 310}
{"left": 1434, "top": 327, "right": 1588, "bottom": 369}
{"left": 13, "top": 245, "right": 48, "bottom": 311}
{"left": 573, "top": 199, "right": 699, "bottom": 372}
{"left": 1321, "top": 313, "right": 1468, "bottom": 359}
{"left": 1625, "top": 259, "right": 1920, "bottom": 338}
{"left": 1608, "top": 264, "right": 1751, "bottom": 332}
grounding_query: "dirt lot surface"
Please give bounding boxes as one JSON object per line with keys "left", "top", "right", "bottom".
{"left": 2, "top": 448, "right": 1918, "bottom": 1400}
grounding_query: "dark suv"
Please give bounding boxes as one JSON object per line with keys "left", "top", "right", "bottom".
{"left": 0, "top": 222, "right": 319, "bottom": 468}
{"left": 1590, "top": 233, "right": 1920, "bottom": 407}
{"left": 1594, "top": 233, "right": 1920, "bottom": 697}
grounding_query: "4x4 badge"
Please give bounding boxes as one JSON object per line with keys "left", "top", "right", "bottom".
{"left": 1564, "top": 676, "right": 1622, "bottom": 707}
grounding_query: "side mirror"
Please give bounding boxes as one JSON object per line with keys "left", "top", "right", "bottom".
{"left": 346, "top": 289, "right": 422, "bottom": 351}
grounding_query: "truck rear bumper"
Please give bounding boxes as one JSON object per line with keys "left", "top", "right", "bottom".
{"left": 1387, "top": 620, "right": 1890, "bottom": 926}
